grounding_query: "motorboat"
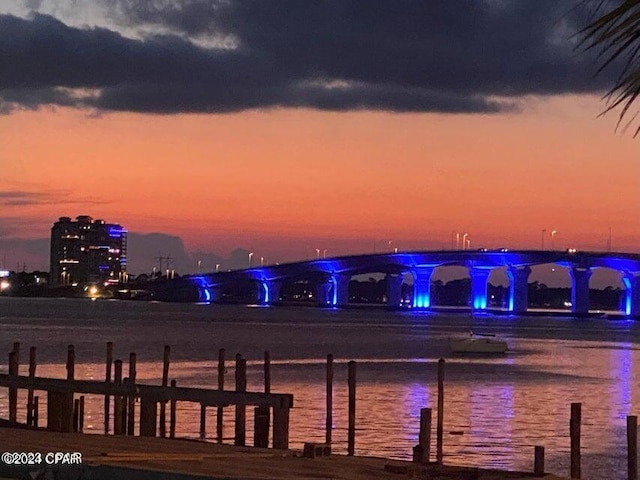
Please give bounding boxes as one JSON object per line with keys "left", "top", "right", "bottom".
{"left": 449, "top": 332, "right": 508, "bottom": 354}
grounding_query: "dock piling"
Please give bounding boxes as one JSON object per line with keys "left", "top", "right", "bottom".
{"left": 348, "top": 360, "right": 356, "bottom": 456}
{"left": 413, "top": 407, "right": 432, "bottom": 464}
{"left": 272, "top": 395, "right": 290, "bottom": 449}
{"left": 8, "top": 350, "right": 17, "bottom": 423}
{"left": 127, "top": 353, "right": 137, "bottom": 436}
{"left": 104, "top": 342, "right": 113, "bottom": 435}
{"left": 200, "top": 403, "right": 207, "bottom": 440}
{"left": 534, "top": 446, "right": 545, "bottom": 476}
{"left": 217, "top": 348, "right": 225, "bottom": 444}
{"left": 326, "top": 353, "right": 333, "bottom": 444}
{"left": 264, "top": 350, "right": 271, "bottom": 394}
{"left": 169, "top": 379, "right": 177, "bottom": 439}
{"left": 159, "top": 345, "right": 170, "bottom": 437}
{"left": 437, "top": 358, "right": 445, "bottom": 464}
{"left": 628, "top": 415, "right": 638, "bottom": 480}
{"left": 570, "top": 402, "right": 581, "bottom": 479}
{"left": 234, "top": 355, "right": 247, "bottom": 446}
{"left": 27, "top": 346, "right": 36, "bottom": 427}
{"left": 113, "top": 359, "right": 124, "bottom": 435}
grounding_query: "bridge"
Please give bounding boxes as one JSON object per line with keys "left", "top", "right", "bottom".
{"left": 155, "top": 250, "right": 640, "bottom": 317}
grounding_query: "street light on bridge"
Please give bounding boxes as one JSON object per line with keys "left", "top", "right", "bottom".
{"left": 248, "top": 252, "right": 254, "bottom": 267}
{"left": 551, "top": 230, "right": 557, "bottom": 250}
{"left": 462, "top": 233, "right": 469, "bottom": 251}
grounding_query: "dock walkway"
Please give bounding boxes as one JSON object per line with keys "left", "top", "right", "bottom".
{"left": 0, "top": 427, "right": 567, "bottom": 480}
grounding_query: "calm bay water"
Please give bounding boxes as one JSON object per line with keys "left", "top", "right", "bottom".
{"left": 0, "top": 296, "right": 639, "bottom": 479}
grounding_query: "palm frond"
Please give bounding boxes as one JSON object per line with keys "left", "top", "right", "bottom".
{"left": 579, "top": 0, "right": 640, "bottom": 136}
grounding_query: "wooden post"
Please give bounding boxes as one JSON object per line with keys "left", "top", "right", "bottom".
{"left": 272, "top": 396, "right": 290, "bottom": 449}
{"left": 8, "top": 350, "right": 17, "bottom": 423}
{"left": 235, "top": 355, "right": 247, "bottom": 446}
{"left": 217, "top": 348, "right": 225, "bottom": 444}
{"left": 570, "top": 402, "right": 581, "bottom": 479}
{"left": 66, "top": 344, "right": 75, "bottom": 380}
{"left": 437, "top": 358, "right": 445, "bottom": 465}
{"left": 79, "top": 395, "right": 85, "bottom": 433}
{"left": 159, "top": 345, "right": 170, "bottom": 438}
{"left": 326, "top": 353, "right": 333, "bottom": 444}
{"left": 73, "top": 398, "right": 80, "bottom": 432}
{"left": 534, "top": 446, "right": 545, "bottom": 476}
{"left": 170, "top": 379, "right": 177, "bottom": 439}
{"left": 12, "top": 342, "right": 20, "bottom": 367}
{"left": 113, "top": 359, "right": 124, "bottom": 435}
{"left": 413, "top": 407, "right": 432, "bottom": 463}
{"left": 139, "top": 396, "right": 158, "bottom": 437}
{"left": 127, "top": 352, "right": 137, "bottom": 435}
{"left": 254, "top": 407, "right": 270, "bottom": 448}
{"left": 200, "top": 404, "right": 207, "bottom": 440}
{"left": 65, "top": 344, "right": 75, "bottom": 434}
{"left": 628, "top": 416, "right": 638, "bottom": 480}
{"left": 33, "top": 396, "right": 39, "bottom": 428}
{"left": 264, "top": 350, "right": 271, "bottom": 393}
{"left": 347, "top": 360, "right": 356, "bottom": 456}
{"left": 27, "top": 346, "right": 36, "bottom": 426}
{"left": 104, "top": 341, "right": 113, "bottom": 435}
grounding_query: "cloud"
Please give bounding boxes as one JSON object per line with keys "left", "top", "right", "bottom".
{"left": 0, "top": 2, "right": 615, "bottom": 115}
{"left": 0, "top": 190, "right": 104, "bottom": 207}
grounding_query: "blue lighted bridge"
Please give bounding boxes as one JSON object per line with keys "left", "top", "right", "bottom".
{"left": 157, "top": 250, "right": 640, "bottom": 317}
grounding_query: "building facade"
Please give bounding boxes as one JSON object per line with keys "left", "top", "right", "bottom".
{"left": 50, "top": 215, "right": 127, "bottom": 287}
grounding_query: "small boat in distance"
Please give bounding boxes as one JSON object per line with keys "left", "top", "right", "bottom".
{"left": 449, "top": 331, "right": 508, "bottom": 354}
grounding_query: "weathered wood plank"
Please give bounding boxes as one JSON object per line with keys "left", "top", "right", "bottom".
{"left": 0, "top": 373, "right": 293, "bottom": 408}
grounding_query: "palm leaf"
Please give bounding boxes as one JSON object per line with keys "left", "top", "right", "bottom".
{"left": 579, "top": 0, "right": 640, "bottom": 136}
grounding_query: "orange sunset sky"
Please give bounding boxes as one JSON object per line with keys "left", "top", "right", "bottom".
{"left": 0, "top": 2, "right": 638, "bottom": 274}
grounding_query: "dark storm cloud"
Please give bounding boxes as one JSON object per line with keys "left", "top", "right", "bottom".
{"left": 0, "top": 1, "right": 614, "bottom": 114}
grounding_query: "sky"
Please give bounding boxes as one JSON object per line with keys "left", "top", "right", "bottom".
{"left": 0, "top": 1, "right": 638, "bottom": 281}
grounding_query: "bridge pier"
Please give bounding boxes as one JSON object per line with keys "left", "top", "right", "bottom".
{"left": 622, "top": 272, "right": 640, "bottom": 317}
{"left": 570, "top": 267, "right": 591, "bottom": 315}
{"left": 506, "top": 266, "right": 531, "bottom": 313}
{"left": 412, "top": 267, "right": 435, "bottom": 309}
{"left": 258, "top": 280, "right": 282, "bottom": 305}
{"left": 316, "top": 274, "right": 350, "bottom": 307}
{"left": 332, "top": 274, "right": 350, "bottom": 307}
{"left": 385, "top": 274, "right": 404, "bottom": 308}
{"left": 470, "top": 267, "right": 492, "bottom": 311}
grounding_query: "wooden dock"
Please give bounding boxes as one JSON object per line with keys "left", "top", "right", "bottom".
{"left": 0, "top": 343, "right": 293, "bottom": 449}
{"left": 0, "top": 427, "right": 567, "bottom": 480}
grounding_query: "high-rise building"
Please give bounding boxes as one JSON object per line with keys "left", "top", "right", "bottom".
{"left": 50, "top": 215, "right": 127, "bottom": 287}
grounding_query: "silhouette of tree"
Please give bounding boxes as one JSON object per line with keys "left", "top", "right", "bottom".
{"left": 581, "top": 1, "right": 640, "bottom": 136}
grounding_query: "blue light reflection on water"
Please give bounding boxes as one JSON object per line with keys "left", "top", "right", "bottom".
{"left": 0, "top": 298, "right": 638, "bottom": 480}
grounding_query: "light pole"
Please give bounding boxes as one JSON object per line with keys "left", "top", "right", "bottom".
{"left": 197, "top": 260, "right": 202, "bottom": 273}
{"left": 260, "top": 256, "right": 264, "bottom": 266}
{"left": 215, "top": 263, "right": 220, "bottom": 273}
{"left": 323, "top": 249, "right": 327, "bottom": 258}
{"left": 541, "top": 229, "right": 547, "bottom": 250}
{"left": 315, "top": 248, "right": 320, "bottom": 259}
{"left": 248, "top": 252, "right": 254, "bottom": 267}
{"left": 451, "top": 230, "right": 457, "bottom": 249}
{"left": 462, "top": 233, "right": 468, "bottom": 251}
{"left": 551, "top": 230, "right": 557, "bottom": 250}
{"left": 466, "top": 238, "right": 471, "bottom": 250}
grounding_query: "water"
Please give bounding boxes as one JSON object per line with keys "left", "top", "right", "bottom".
{"left": 1, "top": 297, "right": 639, "bottom": 479}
